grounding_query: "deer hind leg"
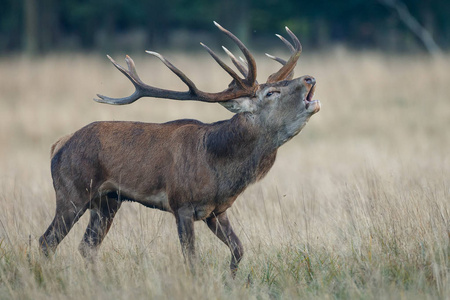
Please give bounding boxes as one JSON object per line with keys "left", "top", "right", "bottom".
{"left": 206, "top": 212, "right": 244, "bottom": 278}
{"left": 79, "top": 196, "right": 121, "bottom": 262}
{"left": 39, "top": 189, "right": 88, "bottom": 256}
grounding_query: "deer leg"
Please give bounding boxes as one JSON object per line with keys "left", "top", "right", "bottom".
{"left": 175, "top": 206, "right": 196, "bottom": 271}
{"left": 39, "top": 191, "right": 88, "bottom": 256}
{"left": 79, "top": 196, "right": 121, "bottom": 262}
{"left": 206, "top": 212, "right": 244, "bottom": 278}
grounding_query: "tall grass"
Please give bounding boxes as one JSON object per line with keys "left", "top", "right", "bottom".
{"left": 0, "top": 50, "right": 449, "bottom": 299}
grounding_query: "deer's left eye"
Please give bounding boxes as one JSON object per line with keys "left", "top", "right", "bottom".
{"left": 266, "top": 91, "right": 279, "bottom": 97}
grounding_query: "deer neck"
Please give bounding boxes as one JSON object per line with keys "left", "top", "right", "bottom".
{"left": 205, "top": 113, "right": 278, "bottom": 194}
{"left": 206, "top": 113, "right": 278, "bottom": 157}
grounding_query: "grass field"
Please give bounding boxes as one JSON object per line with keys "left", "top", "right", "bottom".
{"left": 0, "top": 50, "right": 449, "bottom": 299}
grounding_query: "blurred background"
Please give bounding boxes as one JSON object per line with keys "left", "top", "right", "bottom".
{"left": 1, "top": 0, "right": 449, "bottom": 56}
{"left": 0, "top": 2, "right": 449, "bottom": 298}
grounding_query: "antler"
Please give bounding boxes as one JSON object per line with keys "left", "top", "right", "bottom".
{"left": 221, "top": 46, "right": 249, "bottom": 78}
{"left": 265, "top": 27, "right": 302, "bottom": 83}
{"left": 95, "top": 21, "right": 258, "bottom": 105}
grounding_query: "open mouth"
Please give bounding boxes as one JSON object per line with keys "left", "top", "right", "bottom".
{"left": 303, "top": 83, "right": 320, "bottom": 113}
{"left": 306, "top": 84, "right": 315, "bottom": 102}
{"left": 304, "top": 84, "right": 316, "bottom": 109}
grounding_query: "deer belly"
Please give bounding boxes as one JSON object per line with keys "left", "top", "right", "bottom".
{"left": 98, "top": 181, "right": 171, "bottom": 212}
{"left": 139, "top": 191, "right": 171, "bottom": 212}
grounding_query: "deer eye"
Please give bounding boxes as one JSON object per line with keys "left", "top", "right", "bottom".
{"left": 266, "top": 91, "right": 279, "bottom": 97}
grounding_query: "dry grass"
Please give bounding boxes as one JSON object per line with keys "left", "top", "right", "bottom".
{"left": 0, "top": 50, "right": 449, "bottom": 299}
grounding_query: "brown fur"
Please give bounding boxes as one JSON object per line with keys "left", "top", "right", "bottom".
{"left": 50, "top": 133, "right": 74, "bottom": 158}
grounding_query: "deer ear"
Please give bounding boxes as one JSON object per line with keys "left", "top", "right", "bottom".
{"left": 219, "top": 97, "right": 257, "bottom": 113}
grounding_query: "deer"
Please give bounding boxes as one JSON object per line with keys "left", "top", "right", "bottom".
{"left": 39, "top": 22, "right": 320, "bottom": 277}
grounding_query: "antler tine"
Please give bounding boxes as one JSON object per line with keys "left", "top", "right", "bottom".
{"left": 265, "top": 31, "right": 298, "bottom": 65}
{"left": 145, "top": 51, "right": 198, "bottom": 93}
{"left": 222, "top": 46, "right": 248, "bottom": 77}
{"left": 213, "top": 21, "right": 257, "bottom": 86}
{"left": 264, "top": 32, "right": 297, "bottom": 80}
{"left": 95, "top": 55, "right": 145, "bottom": 105}
{"left": 275, "top": 34, "right": 296, "bottom": 53}
{"left": 124, "top": 55, "right": 140, "bottom": 79}
{"left": 200, "top": 42, "right": 246, "bottom": 89}
{"left": 265, "top": 53, "right": 294, "bottom": 80}
{"left": 285, "top": 27, "right": 302, "bottom": 52}
{"left": 266, "top": 27, "right": 302, "bottom": 83}
{"left": 265, "top": 53, "right": 287, "bottom": 65}
{"left": 110, "top": 55, "right": 141, "bottom": 86}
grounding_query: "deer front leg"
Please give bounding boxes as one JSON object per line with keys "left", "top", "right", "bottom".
{"left": 175, "top": 206, "right": 196, "bottom": 271}
{"left": 206, "top": 212, "right": 244, "bottom": 278}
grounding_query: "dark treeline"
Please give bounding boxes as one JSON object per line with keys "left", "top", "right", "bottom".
{"left": 1, "top": 0, "right": 449, "bottom": 55}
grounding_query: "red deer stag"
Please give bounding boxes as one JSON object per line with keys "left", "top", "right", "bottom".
{"left": 39, "top": 22, "right": 320, "bottom": 277}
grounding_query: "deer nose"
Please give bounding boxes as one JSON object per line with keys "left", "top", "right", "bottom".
{"left": 304, "top": 76, "right": 315, "bottom": 85}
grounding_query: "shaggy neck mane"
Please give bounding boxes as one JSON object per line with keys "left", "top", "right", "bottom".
{"left": 205, "top": 113, "right": 278, "bottom": 197}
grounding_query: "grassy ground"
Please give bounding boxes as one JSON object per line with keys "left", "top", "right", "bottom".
{"left": 0, "top": 50, "right": 449, "bottom": 299}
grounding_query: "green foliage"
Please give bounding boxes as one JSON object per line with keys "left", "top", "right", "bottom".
{"left": 2, "top": 0, "right": 450, "bottom": 53}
